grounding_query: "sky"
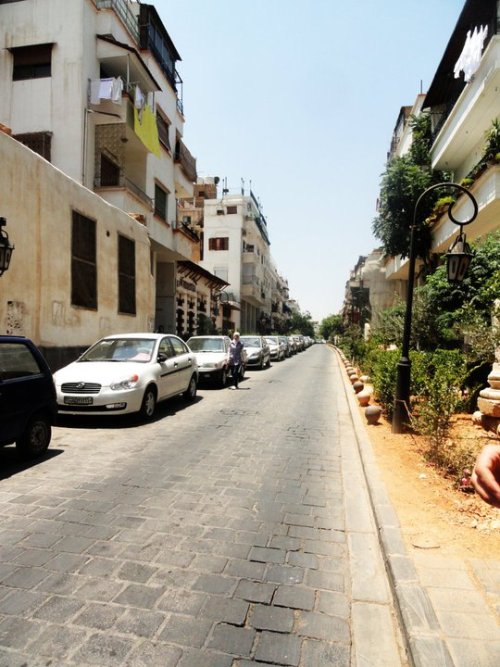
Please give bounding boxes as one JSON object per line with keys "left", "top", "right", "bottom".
{"left": 154, "top": 0, "right": 464, "bottom": 322}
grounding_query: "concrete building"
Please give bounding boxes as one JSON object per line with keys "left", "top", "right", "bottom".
{"left": 0, "top": 125, "right": 153, "bottom": 369}
{"left": 385, "top": 0, "right": 500, "bottom": 284}
{"left": 200, "top": 187, "right": 273, "bottom": 334}
{"left": 344, "top": 0, "right": 500, "bottom": 328}
{"left": 0, "top": 0, "right": 212, "bottom": 350}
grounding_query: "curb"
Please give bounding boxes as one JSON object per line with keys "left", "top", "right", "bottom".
{"left": 334, "top": 347, "right": 454, "bottom": 667}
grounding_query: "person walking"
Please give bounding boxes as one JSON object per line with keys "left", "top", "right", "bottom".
{"left": 228, "top": 331, "right": 244, "bottom": 389}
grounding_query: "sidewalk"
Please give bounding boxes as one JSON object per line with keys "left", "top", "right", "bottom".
{"left": 337, "top": 349, "right": 500, "bottom": 667}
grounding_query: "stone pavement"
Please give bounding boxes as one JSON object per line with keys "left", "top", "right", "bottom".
{"left": 0, "top": 344, "right": 407, "bottom": 666}
{"left": 337, "top": 348, "right": 500, "bottom": 667}
{"left": 0, "top": 344, "right": 497, "bottom": 666}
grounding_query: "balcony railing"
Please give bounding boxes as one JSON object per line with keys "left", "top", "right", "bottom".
{"left": 95, "top": 174, "right": 153, "bottom": 210}
{"left": 175, "top": 139, "right": 197, "bottom": 183}
{"left": 95, "top": 0, "right": 139, "bottom": 43}
{"left": 175, "top": 220, "right": 199, "bottom": 242}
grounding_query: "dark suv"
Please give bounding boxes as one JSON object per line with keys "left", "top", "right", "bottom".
{"left": 0, "top": 335, "right": 57, "bottom": 457}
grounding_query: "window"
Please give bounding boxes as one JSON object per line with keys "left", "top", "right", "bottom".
{"left": 159, "top": 337, "right": 175, "bottom": 358}
{"left": 242, "top": 265, "right": 254, "bottom": 284}
{"left": 170, "top": 336, "right": 188, "bottom": 356}
{"left": 100, "top": 153, "right": 120, "bottom": 186}
{"left": 71, "top": 211, "right": 97, "bottom": 309}
{"left": 214, "top": 267, "right": 228, "bottom": 282}
{"left": 208, "top": 237, "right": 229, "bottom": 251}
{"left": 0, "top": 343, "right": 41, "bottom": 381}
{"left": 156, "top": 112, "right": 171, "bottom": 151}
{"left": 154, "top": 183, "right": 168, "bottom": 221}
{"left": 11, "top": 44, "right": 52, "bottom": 81}
{"left": 226, "top": 205, "right": 237, "bottom": 214}
{"left": 13, "top": 131, "right": 52, "bottom": 161}
{"left": 118, "top": 235, "right": 136, "bottom": 315}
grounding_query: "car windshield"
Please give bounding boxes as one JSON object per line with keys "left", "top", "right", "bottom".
{"left": 79, "top": 338, "right": 155, "bottom": 363}
{"left": 240, "top": 337, "right": 260, "bottom": 348}
{"left": 265, "top": 337, "right": 278, "bottom": 345}
{"left": 187, "top": 338, "right": 224, "bottom": 352}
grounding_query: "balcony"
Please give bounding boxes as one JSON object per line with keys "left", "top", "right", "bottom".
{"left": 95, "top": 0, "right": 139, "bottom": 43}
{"left": 94, "top": 173, "right": 153, "bottom": 216}
{"left": 175, "top": 139, "right": 197, "bottom": 182}
{"left": 431, "top": 36, "right": 500, "bottom": 175}
{"left": 241, "top": 282, "right": 266, "bottom": 306}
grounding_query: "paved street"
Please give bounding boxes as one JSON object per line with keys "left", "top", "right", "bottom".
{"left": 0, "top": 345, "right": 404, "bottom": 666}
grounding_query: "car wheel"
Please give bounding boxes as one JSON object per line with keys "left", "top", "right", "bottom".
{"left": 184, "top": 375, "right": 197, "bottom": 401}
{"left": 140, "top": 386, "right": 157, "bottom": 420}
{"left": 220, "top": 367, "right": 228, "bottom": 388}
{"left": 16, "top": 412, "right": 51, "bottom": 458}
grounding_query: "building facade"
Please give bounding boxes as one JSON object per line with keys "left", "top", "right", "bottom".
{"left": 344, "top": 0, "right": 500, "bottom": 328}
{"left": 0, "top": 0, "right": 209, "bottom": 347}
{"left": 0, "top": 126, "right": 153, "bottom": 369}
{"left": 200, "top": 188, "right": 273, "bottom": 334}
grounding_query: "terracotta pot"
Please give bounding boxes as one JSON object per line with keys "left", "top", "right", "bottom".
{"left": 365, "top": 405, "right": 382, "bottom": 425}
{"left": 353, "top": 380, "right": 364, "bottom": 394}
{"left": 357, "top": 390, "right": 371, "bottom": 407}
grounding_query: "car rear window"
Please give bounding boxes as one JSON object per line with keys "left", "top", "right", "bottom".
{"left": 188, "top": 338, "right": 224, "bottom": 352}
{"left": 0, "top": 343, "right": 43, "bottom": 381}
{"left": 240, "top": 337, "right": 260, "bottom": 347}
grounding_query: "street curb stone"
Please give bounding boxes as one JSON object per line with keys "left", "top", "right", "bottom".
{"left": 335, "top": 346, "right": 457, "bottom": 666}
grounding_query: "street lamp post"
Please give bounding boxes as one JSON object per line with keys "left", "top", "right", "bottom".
{"left": 0, "top": 217, "right": 14, "bottom": 276}
{"left": 391, "top": 183, "right": 479, "bottom": 434}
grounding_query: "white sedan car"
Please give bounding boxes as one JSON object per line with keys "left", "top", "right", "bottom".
{"left": 53, "top": 333, "right": 198, "bottom": 419}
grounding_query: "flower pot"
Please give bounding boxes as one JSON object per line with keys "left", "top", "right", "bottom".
{"left": 357, "top": 390, "right": 371, "bottom": 407}
{"left": 365, "top": 405, "right": 382, "bottom": 425}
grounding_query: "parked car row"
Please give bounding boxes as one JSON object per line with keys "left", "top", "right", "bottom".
{"left": 0, "top": 332, "right": 315, "bottom": 458}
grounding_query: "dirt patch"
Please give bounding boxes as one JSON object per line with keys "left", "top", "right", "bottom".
{"left": 361, "top": 405, "right": 500, "bottom": 559}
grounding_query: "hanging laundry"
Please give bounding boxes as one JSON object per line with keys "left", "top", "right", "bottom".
{"left": 111, "top": 77, "right": 123, "bottom": 104}
{"left": 454, "top": 25, "right": 488, "bottom": 82}
{"left": 133, "top": 104, "right": 161, "bottom": 157}
{"left": 134, "top": 84, "right": 145, "bottom": 110}
{"left": 89, "top": 77, "right": 123, "bottom": 105}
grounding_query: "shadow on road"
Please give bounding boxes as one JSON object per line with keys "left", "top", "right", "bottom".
{"left": 55, "top": 394, "right": 203, "bottom": 430}
{"left": 0, "top": 447, "right": 63, "bottom": 481}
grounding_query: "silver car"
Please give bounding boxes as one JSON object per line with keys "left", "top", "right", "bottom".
{"left": 186, "top": 335, "right": 246, "bottom": 387}
{"left": 265, "top": 335, "right": 285, "bottom": 361}
{"left": 239, "top": 335, "right": 271, "bottom": 369}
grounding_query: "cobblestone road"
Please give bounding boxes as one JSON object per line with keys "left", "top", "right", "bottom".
{"left": 0, "top": 345, "right": 404, "bottom": 666}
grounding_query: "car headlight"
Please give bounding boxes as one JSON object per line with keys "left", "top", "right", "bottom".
{"left": 200, "top": 362, "right": 220, "bottom": 369}
{"left": 110, "top": 374, "right": 139, "bottom": 391}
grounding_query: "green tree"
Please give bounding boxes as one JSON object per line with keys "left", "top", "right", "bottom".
{"left": 288, "top": 311, "right": 315, "bottom": 338}
{"left": 421, "top": 231, "right": 500, "bottom": 358}
{"left": 372, "top": 113, "right": 449, "bottom": 263}
{"left": 319, "top": 314, "right": 343, "bottom": 341}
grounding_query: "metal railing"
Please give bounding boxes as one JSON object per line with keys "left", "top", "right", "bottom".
{"left": 95, "top": 0, "right": 139, "bottom": 43}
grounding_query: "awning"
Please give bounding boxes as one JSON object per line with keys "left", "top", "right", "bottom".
{"left": 177, "top": 260, "right": 229, "bottom": 291}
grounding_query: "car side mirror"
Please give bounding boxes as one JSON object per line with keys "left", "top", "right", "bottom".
{"left": 157, "top": 352, "right": 168, "bottom": 363}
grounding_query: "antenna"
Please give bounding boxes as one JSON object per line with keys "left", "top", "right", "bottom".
{"left": 241, "top": 178, "right": 245, "bottom": 195}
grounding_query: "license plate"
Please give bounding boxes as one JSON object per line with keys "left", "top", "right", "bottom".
{"left": 64, "top": 396, "right": 93, "bottom": 405}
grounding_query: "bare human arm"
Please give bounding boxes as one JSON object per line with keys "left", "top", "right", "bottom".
{"left": 471, "top": 444, "right": 500, "bottom": 508}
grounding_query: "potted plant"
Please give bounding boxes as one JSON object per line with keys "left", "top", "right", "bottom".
{"left": 484, "top": 118, "right": 500, "bottom": 163}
